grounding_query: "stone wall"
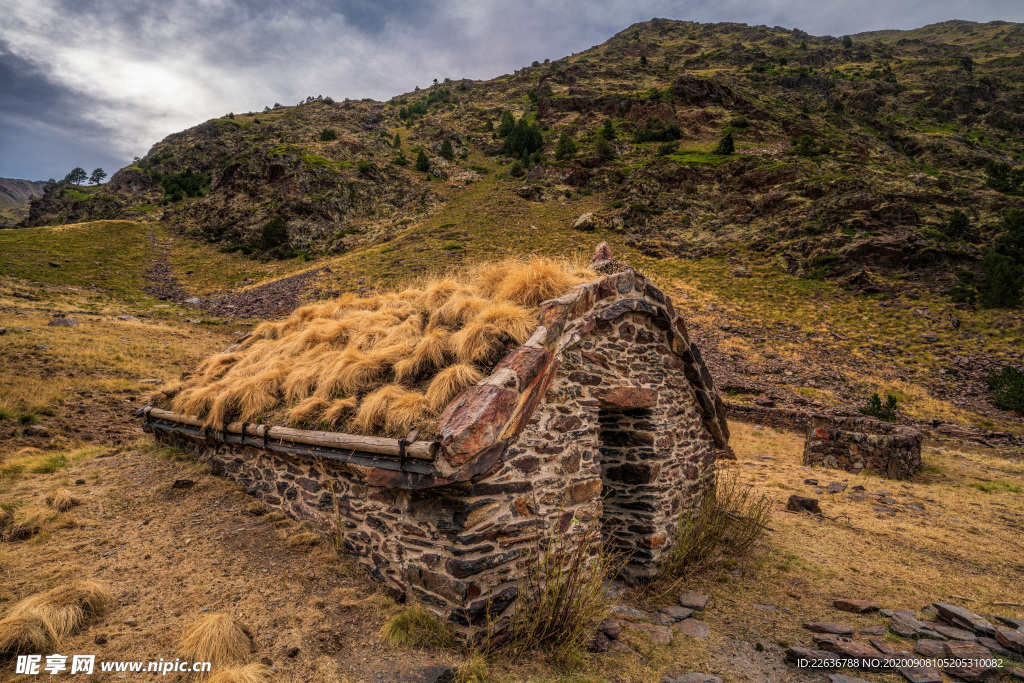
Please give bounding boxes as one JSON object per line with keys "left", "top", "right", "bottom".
{"left": 803, "top": 416, "right": 923, "bottom": 479}
{"left": 153, "top": 307, "right": 718, "bottom": 635}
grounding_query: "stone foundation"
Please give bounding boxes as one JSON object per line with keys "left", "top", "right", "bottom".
{"left": 803, "top": 416, "right": 922, "bottom": 479}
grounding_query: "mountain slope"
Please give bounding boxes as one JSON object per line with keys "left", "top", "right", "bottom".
{"left": 0, "top": 177, "right": 45, "bottom": 226}
{"left": 24, "top": 19, "right": 1024, "bottom": 297}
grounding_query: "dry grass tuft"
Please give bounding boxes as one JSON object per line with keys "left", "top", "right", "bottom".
{"left": 0, "top": 580, "right": 112, "bottom": 652}
{"left": 179, "top": 613, "right": 253, "bottom": 668}
{"left": 161, "top": 256, "right": 594, "bottom": 436}
{"left": 44, "top": 488, "right": 80, "bottom": 512}
{"left": 285, "top": 530, "right": 322, "bottom": 548}
{"left": 2, "top": 506, "right": 57, "bottom": 541}
{"left": 0, "top": 615, "right": 49, "bottom": 655}
{"left": 379, "top": 604, "right": 455, "bottom": 649}
{"left": 205, "top": 664, "right": 269, "bottom": 683}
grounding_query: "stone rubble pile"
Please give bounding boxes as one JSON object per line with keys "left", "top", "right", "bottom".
{"left": 785, "top": 598, "right": 1024, "bottom": 683}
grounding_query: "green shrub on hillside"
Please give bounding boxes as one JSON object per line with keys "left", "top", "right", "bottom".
{"left": 320, "top": 128, "right": 337, "bottom": 141}
{"left": 599, "top": 119, "right": 617, "bottom": 141}
{"left": 554, "top": 132, "right": 577, "bottom": 161}
{"left": 500, "top": 117, "right": 543, "bottom": 160}
{"left": 632, "top": 118, "right": 682, "bottom": 143}
{"left": 945, "top": 209, "right": 971, "bottom": 239}
{"left": 714, "top": 131, "right": 735, "bottom": 155}
{"left": 158, "top": 169, "right": 209, "bottom": 202}
{"left": 439, "top": 138, "right": 454, "bottom": 161}
{"left": 978, "top": 250, "right": 1023, "bottom": 308}
{"left": 985, "top": 161, "right": 1024, "bottom": 195}
{"left": 415, "top": 150, "right": 430, "bottom": 172}
{"left": 987, "top": 366, "right": 1024, "bottom": 414}
{"left": 860, "top": 393, "right": 899, "bottom": 422}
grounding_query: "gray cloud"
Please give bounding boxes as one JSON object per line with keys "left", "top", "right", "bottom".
{"left": 1, "top": 0, "right": 1022, "bottom": 180}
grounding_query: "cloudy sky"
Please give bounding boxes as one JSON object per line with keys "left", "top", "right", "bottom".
{"left": 1, "top": 0, "right": 1022, "bottom": 181}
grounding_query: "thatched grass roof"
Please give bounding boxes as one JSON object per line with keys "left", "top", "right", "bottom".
{"left": 152, "top": 257, "right": 595, "bottom": 437}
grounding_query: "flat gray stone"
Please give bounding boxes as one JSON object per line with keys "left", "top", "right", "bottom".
{"left": 623, "top": 621, "right": 673, "bottom": 645}
{"left": 675, "top": 618, "right": 710, "bottom": 640}
{"left": 914, "top": 639, "right": 947, "bottom": 658}
{"left": 829, "top": 675, "right": 871, "bottom": 683}
{"left": 659, "top": 606, "right": 694, "bottom": 621}
{"left": 663, "top": 675, "right": 723, "bottom": 683}
{"left": 610, "top": 604, "right": 646, "bottom": 621}
{"left": 933, "top": 602, "right": 996, "bottom": 635}
{"left": 804, "top": 621, "right": 856, "bottom": 635}
{"left": 678, "top": 592, "right": 711, "bottom": 610}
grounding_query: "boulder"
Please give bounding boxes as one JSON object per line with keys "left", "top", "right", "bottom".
{"left": 571, "top": 212, "right": 597, "bottom": 231}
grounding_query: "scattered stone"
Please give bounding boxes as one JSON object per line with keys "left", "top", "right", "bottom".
{"left": 659, "top": 606, "right": 694, "bottom": 621}
{"left": 754, "top": 396, "right": 775, "bottom": 407}
{"left": 934, "top": 603, "right": 996, "bottom": 635}
{"left": 653, "top": 612, "right": 676, "bottom": 626}
{"left": 415, "top": 665, "right": 456, "bottom": 683}
{"left": 827, "top": 482, "right": 848, "bottom": 494}
{"left": 804, "top": 622, "right": 856, "bottom": 635}
{"left": 804, "top": 478, "right": 819, "bottom": 486}
{"left": 784, "top": 646, "right": 836, "bottom": 667}
{"left": 851, "top": 485, "right": 866, "bottom": 491}
{"left": 995, "top": 627, "right": 1024, "bottom": 654}
{"left": 94, "top": 634, "right": 108, "bottom": 645}
{"left": 926, "top": 622, "right": 977, "bottom": 641}
{"left": 858, "top": 625, "right": 887, "bottom": 636}
{"left": 914, "top": 639, "right": 948, "bottom": 657}
{"left": 75, "top": 479, "right": 86, "bottom": 485}
{"left": 185, "top": 297, "right": 201, "bottom": 304}
{"left": 598, "top": 618, "right": 621, "bottom": 639}
{"left": 890, "top": 613, "right": 925, "bottom": 637}
{"left": 285, "top": 647, "right": 300, "bottom": 658}
{"left": 624, "top": 621, "right": 673, "bottom": 645}
{"left": 816, "top": 637, "right": 883, "bottom": 668}
{"left": 678, "top": 592, "right": 711, "bottom": 610}
{"left": 993, "top": 616, "right": 1024, "bottom": 630}
{"left": 138, "top": 378, "right": 164, "bottom": 385}
{"left": 602, "top": 580, "right": 627, "bottom": 599}
{"left": 123, "top": 618, "right": 138, "bottom": 627}
{"left": 47, "top": 317, "right": 78, "bottom": 327}
{"left": 610, "top": 604, "right": 646, "bottom": 621}
{"left": 977, "top": 636, "right": 1014, "bottom": 658}
{"left": 571, "top": 212, "right": 596, "bottom": 231}
{"left": 786, "top": 495, "right": 821, "bottom": 513}
{"left": 900, "top": 666, "right": 943, "bottom": 683}
{"left": 834, "top": 599, "right": 880, "bottom": 613}
{"left": 829, "top": 675, "right": 872, "bottom": 683}
{"left": 171, "top": 479, "right": 196, "bottom": 490}
{"left": 730, "top": 265, "right": 752, "bottom": 278}
{"left": 25, "top": 425, "right": 50, "bottom": 437}
{"left": 663, "top": 674, "right": 723, "bottom": 683}
{"left": 753, "top": 603, "right": 777, "bottom": 611}
{"left": 589, "top": 632, "right": 612, "bottom": 652}
{"left": 882, "top": 608, "right": 917, "bottom": 618}
{"left": 943, "top": 641, "right": 999, "bottom": 681}
{"left": 0, "top": 328, "right": 5, "bottom": 335}
{"left": 675, "top": 619, "right": 710, "bottom": 640}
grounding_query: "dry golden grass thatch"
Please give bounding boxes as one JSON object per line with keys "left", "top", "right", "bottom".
{"left": 2, "top": 506, "right": 57, "bottom": 542}
{"left": 206, "top": 664, "right": 270, "bottom": 683}
{"left": 179, "top": 613, "right": 253, "bottom": 668}
{"left": 162, "top": 256, "right": 594, "bottom": 436}
{"left": 0, "top": 581, "right": 112, "bottom": 653}
{"left": 44, "top": 488, "right": 80, "bottom": 512}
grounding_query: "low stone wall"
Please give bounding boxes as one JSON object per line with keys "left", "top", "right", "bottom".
{"left": 803, "top": 416, "right": 922, "bottom": 479}
{"left": 724, "top": 403, "right": 811, "bottom": 432}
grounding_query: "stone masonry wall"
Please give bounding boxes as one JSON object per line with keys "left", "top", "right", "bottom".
{"left": 154, "top": 309, "right": 717, "bottom": 636}
{"left": 803, "top": 416, "right": 923, "bottom": 479}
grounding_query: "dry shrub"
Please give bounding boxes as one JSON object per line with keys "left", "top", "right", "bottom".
{"left": 285, "top": 531, "right": 321, "bottom": 548}
{"left": 2, "top": 506, "right": 56, "bottom": 541}
{"left": 658, "top": 468, "right": 772, "bottom": 581}
{"left": 205, "top": 663, "right": 269, "bottom": 683}
{"left": 179, "top": 613, "right": 253, "bottom": 668}
{"left": 0, "top": 581, "right": 112, "bottom": 653}
{"left": 0, "top": 615, "right": 49, "bottom": 655}
{"left": 505, "top": 513, "right": 619, "bottom": 663}
{"left": 44, "top": 488, "right": 80, "bottom": 512}
{"left": 161, "top": 256, "right": 593, "bottom": 435}
{"left": 379, "top": 604, "right": 455, "bottom": 649}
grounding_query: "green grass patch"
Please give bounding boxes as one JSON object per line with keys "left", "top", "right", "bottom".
{"left": 969, "top": 480, "right": 1023, "bottom": 494}
{"left": 665, "top": 150, "right": 739, "bottom": 168}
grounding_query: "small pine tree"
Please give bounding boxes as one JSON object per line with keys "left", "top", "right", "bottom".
{"left": 640, "top": 55, "right": 648, "bottom": 66}
{"left": 714, "top": 131, "right": 735, "bottom": 155}
{"left": 554, "top": 132, "right": 577, "bottom": 161}
{"left": 978, "top": 250, "right": 1023, "bottom": 308}
{"left": 497, "top": 111, "right": 515, "bottom": 137}
{"left": 945, "top": 209, "right": 970, "bottom": 239}
{"left": 440, "top": 138, "right": 454, "bottom": 161}
{"left": 393, "top": 132, "right": 401, "bottom": 148}
{"left": 319, "top": 128, "right": 337, "bottom": 141}
{"left": 860, "top": 393, "right": 899, "bottom": 421}
{"left": 89, "top": 168, "right": 107, "bottom": 185}
{"left": 600, "top": 119, "right": 616, "bottom": 141}
{"left": 415, "top": 150, "right": 430, "bottom": 172}
{"left": 595, "top": 138, "right": 615, "bottom": 161}
{"left": 987, "top": 366, "right": 1024, "bottom": 413}
{"left": 842, "top": 35, "right": 853, "bottom": 49}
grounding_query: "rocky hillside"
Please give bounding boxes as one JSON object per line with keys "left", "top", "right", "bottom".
{"left": 25, "top": 19, "right": 1024, "bottom": 297}
{"left": 0, "top": 177, "right": 45, "bottom": 226}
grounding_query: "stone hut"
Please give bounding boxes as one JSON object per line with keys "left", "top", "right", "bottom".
{"left": 143, "top": 244, "right": 730, "bottom": 633}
